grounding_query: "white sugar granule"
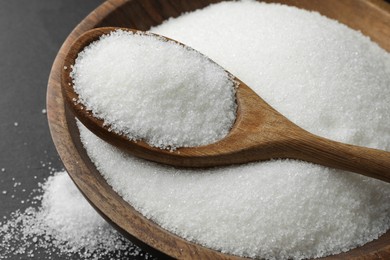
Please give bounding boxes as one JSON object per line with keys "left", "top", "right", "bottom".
{"left": 71, "top": 29, "right": 236, "bottom": 149}
{"left": 0, "top": 171, "right": 154, "bottom": 260}
{"left": 77, "top": 1, "right": 390, "bottom": 260}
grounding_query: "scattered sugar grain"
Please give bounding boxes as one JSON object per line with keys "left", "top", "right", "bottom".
{"left": 70, "top": 29, "right": 237, "bottom": 149}
{"left": 0, "top": 171, "right": 154, "bottom": 259}
{"left": 13, "top": 122, "right": 18, "bottom": 127}
{"left": 41, "top": 109, "right": 47, "bottom": 114}
{"left": 78, "top": 1, "right": 390, "bottom": 260}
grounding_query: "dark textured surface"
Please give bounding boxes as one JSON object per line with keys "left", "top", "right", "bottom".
{"left": 0, "top": 1, "right": 154, "bottom": 259}
{"left": 0, "top": 0, "right": 101, "bottom": 218}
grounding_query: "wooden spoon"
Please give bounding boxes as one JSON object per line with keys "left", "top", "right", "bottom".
{"left": 62, "top": 27, "right": 390, "bottom": 183}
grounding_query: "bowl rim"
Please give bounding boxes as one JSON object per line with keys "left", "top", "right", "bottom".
{"left": 47, "top": 0, "right": 390, "bottom": 259}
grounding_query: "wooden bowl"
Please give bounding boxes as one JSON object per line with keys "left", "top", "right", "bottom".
{"left": 47, "top": 0, "right": 390, "bottom": 259}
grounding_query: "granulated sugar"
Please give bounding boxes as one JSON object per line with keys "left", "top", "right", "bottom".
{"left": 77, "top": 1, "right": 390, "bottom": 259}
{"left": 0, "top": 171, "right": 153, "bottom": 260}
{"left": 70, "top": 29, "right": 236, "bottom": 149}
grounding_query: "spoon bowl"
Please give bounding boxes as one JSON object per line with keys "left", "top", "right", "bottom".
{"left": 62, "top": 27, "right": 390, "bottom": 183}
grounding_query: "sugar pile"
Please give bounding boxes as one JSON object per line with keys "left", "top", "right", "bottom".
{"left": 0, "top": 171, "right": 153, "bottom": 260}
{"left": 70, "top": 30, "right": 236, "bottom": 149}
{"left": 77, "top": 1, "right": 390, "bottom": 259}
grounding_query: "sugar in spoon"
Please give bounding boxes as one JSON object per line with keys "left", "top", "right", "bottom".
{"left": 62, "top": 27, "right": 390, "bottom": 183}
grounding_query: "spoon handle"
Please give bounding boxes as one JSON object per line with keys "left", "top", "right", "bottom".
{"left": 289, "top": 132, "right": 390, "bottom": 182}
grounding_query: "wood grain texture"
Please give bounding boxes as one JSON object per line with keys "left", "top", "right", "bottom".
{"left": 62, "top": 27, "right": 390, "bottom": 182}
{"left": 47, "top": 0, "right": 390, "bottom": 259}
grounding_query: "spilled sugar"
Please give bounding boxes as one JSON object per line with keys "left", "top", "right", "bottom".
{"left": 77, "top": 1, "right": 390, "bottom": 259}
{"left": 0, "top": 171, "right": 154, "bottom": 260}
{"left": 70, "top": 30, "right": 237, "bottom": 149}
